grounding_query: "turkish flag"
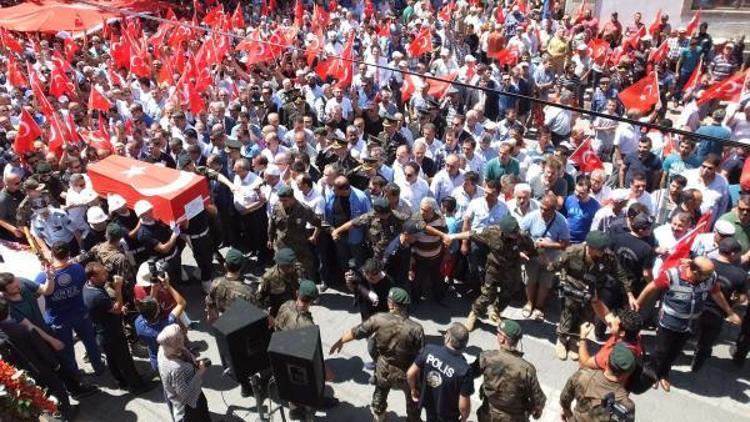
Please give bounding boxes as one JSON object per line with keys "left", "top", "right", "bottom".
{"left": 648, "top": 40, "right": 669, "bottom": 64}
{"left": 439, "top": 2, "right": 456, "bottom": 22}
{"left": 682, "top": 57, "right": 703, "bottom": 96}
{"left": 49, "top": 65, "right": 75, "bottom": 98}
{"left": 6, "top": 55, "right": 26, "bottom": 88}
{"left": 129, "top": 47, "right": 152, "bottom": 78}
{"left": 489, "top": 46, "right": 519, "bottom": 66}
{"left": 236, "top": 34, "right": 276, "bottom": 66}
{"left": 407, "top": 28, "right": 433, "bottom": 58}
{"left": 686, "top": 10, "right": 701, "bottom": 37}
{"left": 623, "top": 26, "right": 646, "bottom": 50}
{"left": 0, "top": 29, "right": 24, "bottom": 54}
{"left": 697, "top": 69, "right": 748, "bottom": 104}
{"left": 232, "top": 4, "right": 245, "bottom": 29}
{"left": 401, "top": 74, "right": 419, "bottom": 102}
{"left": 618, "top": 71, "right": 659, "bottom": 113}
{"left": 427, "top": 72, "right": 458, "bottom": 98}
{"left": 47, "top": 113, "right": 68, "bottom": 155}
{"left": 88, "top": 86, "right": 112, "bottom": 112}
{"left": 14, "top": 109, "right": 42, "bottom": 155}
{"left": 654, "top": 211, "right": 712, "bottom": 285}
{"left": 648, "top": 9, "right": 662, "bottom": 37}
{"left": 88, "top": 155, "right": 210, "bottom": 224}
{"left": 305, "top": 30, "right": 324, "bottom": 66}
{"left": 569, "top": 137, "right": 604, "bottom": 173}
{"left": 64, "top": 37, "right": 79, "bottom": 62}
{"left": 316, "top": 33, "right": 354, "bottom": 88}
{"left": 588, "top": 38, "right": 610, "bottom": 65}
{"left": 312, "top": 4, "right": 330, "bottom": 32}
{"left": 294, "top": 0, "right": 304, "bottom": 28}
{"left": 27, "top": 63, "right": 54, "bottom": 116}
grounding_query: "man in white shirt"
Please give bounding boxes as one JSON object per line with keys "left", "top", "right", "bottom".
{"left": 399, "top": 162, "right": 432, "bottom": 214}
{"left": 430, "top": 154, "right": 464, "bottom": 204}
{"left": 682, "top": 153, "right": 729, "bottom": 225}
{"left": 627, "top": 172, "right": 656, "bottom": 216}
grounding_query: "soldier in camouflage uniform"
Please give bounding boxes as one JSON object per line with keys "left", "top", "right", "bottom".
{"left": 280, "top": 89, "right": 314, "bottom": 129}
{"left": 205, "top": 248, "right": 257, "bottom": 324}
{"left": 89, "top": 224, "right": 136, "bottom": 283}
{"left": 256, "top": 248, "right": 305, "bottom": 317}
{"left": 445, "top": 215, "right": 537, "bottom": 331}
{"left": 378, "top": 114, "right": 407, "bottom": 164}
{"left": 16, "top": 178, "right": 57, "bottom": 228}
{"left": 560, "top": 343, "right": 636, "bottom": 422}
{"left": 548, "top": 231, "right": 633, "bottom": 361}
{"left": 472, "top": 320, "right": 546, "bottom": 422}
{"left": 268, "top": 185, "right": 321, "bottom": 279}
{"left": 330, "top": 287, "right": 424, "bottom": 422}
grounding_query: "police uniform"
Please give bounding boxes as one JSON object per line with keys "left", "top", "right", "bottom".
{"left": 268, "top": 186, "right": 322, "bottom": 278}
{"left": 413, "top": 343, "right": 474, "bottom": 422}
{"left": 468, "top": 216, "right": 537, "bottom": 325}
{"left": 473, "top": 321, "right": 546, "bottom": 422}
{"left": 31, "top": 208, "right": 78, "bottom": 253}
{"left": 349, "top": 288, "right": 424, "bottom": 421}
{"left": 255, "top": 248, "right": 305, "bottom": 316}
{"left": 548, "top": 232, "right": 632, "bottom": 353}
{"left": 16, "top": 191, "right": 57, "bottom": 227}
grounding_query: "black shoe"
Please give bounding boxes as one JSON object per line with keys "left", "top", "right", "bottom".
{"left": 70, "top": 383, "right": 99, "bottom": 400}
{"left": 691, "top": 355, "right": 707, "bottom": 373}
{"left": 317, "top": 396, "right": 339, "bottom": 409}
{"left": 240, "top": 383, "right": 253, "bottom": 398}
{"left": 288, "top": 407, "right": 307, "bottom": 420}
{"left": 129, "top": 380, "right": 158, "bottom": 395}
{"left": 319, "top": 282, "right": 329, "bottom": 292}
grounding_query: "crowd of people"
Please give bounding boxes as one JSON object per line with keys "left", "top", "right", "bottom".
{"left": 0, "top": 0, "right": 749, "bottom": 421}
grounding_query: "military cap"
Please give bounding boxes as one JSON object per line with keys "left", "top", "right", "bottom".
{"left": 362, "top": 258, "right": 384, "bottom": 274}
{"left": 609, "top": 343, "right": 636, "bottom": 373}
{"left": 373, "top": 197, "right": 390, "bottom": 212}
{"left": 382, "top": 114, "right": 397, "bottom": 127}
{"left": 331, "top": 138, "right": 348, "bottom": 149}
{"left": 403, "top": 220, "right": 424, "bottom": 234}
{"left": 176, "top": 154, "right": 193, "bottom": 169}
{"left": 35, "top": 162, "right": 52, "bottom": 174}
{"left": 497, "top": 319, "right": 523, "bottom": 341}
{"left": 274, "top": 247, "right": 296, "bottom": 265}
{"left": 499, "top": 215, "right": 520, "bottom": 233}
{"left": 225, "top": 248, "right": 246, "bottom": 267}
{"left": 285, "top": 88, "right": 302, "bottom": 99}
{"left": 415, "top": 105, "right": 430, "bottom": 115}
{"left": 23, "top": 178, "right": 44, "bottom": 191}
{"left": 225, "top": 137, "right": 242, "bottom": 150}
{"left": 298, "top": 279, "right": 319, "bottom": 300}
{"left": 718, "top": 237, "right": 742, "bottom": 255}
{"left": 367, "top": 134, "right": 384, "bottom": 145}
{"left": 426, "top": 98, "right": 440, "bottom": 109}
{"left": 585, "top": 230, "right": 611, "bottom": 249}
{"left": 388, "top": 287, "right": 411, "bottom": 304}
{"left": 277, "top": 185, "right": 295, "bottom": 198}
{"left": 314, "top": 127, "right": 328, "bottom": 136}
{"left": 106, "top": 223, "right": 127, "bottom": 239}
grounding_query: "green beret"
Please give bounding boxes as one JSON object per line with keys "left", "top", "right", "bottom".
{"left": 388, "top": 287, "right": 411, "bottom": 305}
{"left": 609, "top": 343, "right": 636, "bottom": 373}
{"left": 277, "top": 185, "right": 294, "bottom": 198}
{"left": 298, "top": 279, "right": 319, "bottom": 300}
{"left": 224, "top": 248, "right": 246, "bottom": 267}
{"left": 106, "top": 223, "right": 127, "bottom": 239}
{"left": 498, "top": 215, "right": 519, "bottom": 233}
{"left": 498, "top": 319, "right": 522, "bottom": 341}
{"left": 586, "top": 230, "right": 611, "bottom": 249}
{"left": 274, "top": 248, "right": 296, "bottom": 265}
{"left": 372, "top": 197, "right": 390, "bottom": 212}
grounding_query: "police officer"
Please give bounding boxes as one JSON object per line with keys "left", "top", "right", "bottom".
{"left": 134, "top": 199, "right": 183, "bottom": 284}
{"left": 330, "top": 288, "right": 425, "bottom": 422}
{"left": 15, "top": 178, "right": 57, "bottom": 228}
{"left": 472, "top": 320, "right": 546, "bottom": 421}
{"left": 445, "top": 215, "right": 537, "bottom": 331}
{"left": 560, "top": 344, "right": 637, "bottom": 422}
{"left": 549, "top": 230, "right": 633, "bottom": 361}
{"left": 407, "top": 322, "right": 474, "bottom": 422}
{"left": 205, "top": 248, "right": 257, "bottom": 324}
{"left": 636, "top": 256, "right": 741, "bottom": 391}
{"left": 268, "top": 185, "right": 322, "bottom": 279}
{"left": 316, "top": 137, "right": 359, "bottom": 174}
{"left": 256, "top": 248, "right": 305, "bottom": 317}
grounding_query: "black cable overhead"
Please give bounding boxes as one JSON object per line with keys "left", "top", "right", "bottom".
{"left": 73, "top": 0, "right": 748, "bottom": 148}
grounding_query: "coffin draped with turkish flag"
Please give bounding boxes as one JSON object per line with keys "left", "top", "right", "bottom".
{"left": 88, "top": 156, "right": 210, "bottom": 225}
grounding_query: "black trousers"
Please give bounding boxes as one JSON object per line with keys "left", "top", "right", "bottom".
{"left": 694, "top": 311, "right": 724, "bottom": 367}
{"left": 734, "top": 307, "right": 750, "bottom": 362}
{"left": 189, "top": 233, "right": 214, "bottom": 282}
{"left": 98, "top": 329, "right": 142, "bottom": 389}
{"left": 241, "top": 208, "right": 271, "bottom": 263}
{"left": 179, "top": 391, "right": 210, "bottom": 422}
{"left": 651, "top": 325, "right": 691, "bottom": 379}
{"left": 412, "top": 254, "right": 445, "bottom": 303}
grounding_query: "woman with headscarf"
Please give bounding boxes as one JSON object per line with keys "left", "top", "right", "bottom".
{"left": 157, "top": 324, "right": 211, "bottom": 422}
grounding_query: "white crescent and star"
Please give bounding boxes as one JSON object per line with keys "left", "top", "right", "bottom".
{"left": 17, "top": 121, "right": 30, "bottom": 139}
{"left": 120, "top": 165, "right": 198, "bottom": 197}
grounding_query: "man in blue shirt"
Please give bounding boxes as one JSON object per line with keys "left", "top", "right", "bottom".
{"left": 562, "top": 177, "right": 601, "bottom": 244}
{"left": 34, "top": 241, "right": 104, "bottom": 375}
{"left": 694, "top": 109, "right": 731, "bottom": 164}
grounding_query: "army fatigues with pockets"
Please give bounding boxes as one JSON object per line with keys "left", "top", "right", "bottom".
{"left": 274, "top": 300, "right": 315, "bottom": 331}
{"left": 255, "top": 265, "right": 305, "bottom": 316}
{"left": 206, "top": 275, "right": 258, "bottom": 315}
{"left": 351, "top": 311, "right": 425, "bottom": 421}
{"left": 350, "top": 210, "right": 412, "bottom": 261}
{"left": 560, "top": 368, "right": 635, "bottom": 422}
{"left": 473, "top": 348, "right": 546, "bottom": 422}
{"left": 268, "top": 202, "right": 322, "bottom": 279}
{"left": 470, "top": 227, "right": 537, "bottom": 318}
{"left": 548, "top": 244, "right": 632, "bottom": 348}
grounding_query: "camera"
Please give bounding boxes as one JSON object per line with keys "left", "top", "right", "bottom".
{"left": 557, "top": 282, "right": 593, "bottom": 303}
{"left": 147, "top": 259, "right": 168, "bottom": 280}
{"left": 197, "top": 357, "right": 212, "bottom": 367}
{"left": 601, "top": 392, "right": 635, "bottom": 422}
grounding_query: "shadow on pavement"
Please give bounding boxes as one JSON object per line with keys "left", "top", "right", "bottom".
{"left": 325, "top": 356, "right": 371, "bottom": 385}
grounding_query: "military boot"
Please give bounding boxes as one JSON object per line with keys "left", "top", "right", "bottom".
{"left": 464, "top": 311, "right": 478, "bottom": 331}
{"left": 373, "top": 411, "right": 386, "bottom": 422}
{"left": 555, "top": 339, "right": 568, "bottom": 360}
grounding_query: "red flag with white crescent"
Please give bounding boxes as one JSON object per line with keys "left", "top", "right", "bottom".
{"left": 47, "top": 113, "right": 68, "bottom": 155}
{"left": 407, "top": 28, "right": 433, "bottom": 58}
{"left": 569, "top": 137, "right": 604, "bottom": 173}
{"left": 88, "top": 155, "right": 210, "bottom": 224}
{"left": 49, "top": 64, "right": 75, "bottom": 98}
{"left": 6, "top": 55, "right": 26, "bottom": 87}
{"left": 654, "top": 211, "right": 712, "bottom": 285}
{"left": 618, "top": 71, "right": 659, "bottom": 113}
{"left": 88, "top": 86, "right": 112, "bottom": 112}
{"left": 588, "top": 38, "right": 610, "bottom": 65}
{"left": 697, "top": 69, "right": 748, "bottom": 105}
{"left": 14, "top": 109, "right": 42, "bottom": 155}
{"left": 682, "top": 56, "right": 703, "bottom": 96}
{"left": 686, "top": 10, "right": 701, "bottom": 37}
{"left": 648, "top": 9, "right": 662, "bottom": 37}
{"left": 647, "top": 40, "right": 670, "bottom": 64}
{"left": 400, "top": 74, "right": 419, "bottom": 102}
{"left": 305, "top": 30, "right": 324, "bottom": 66}
{"left": 426, "top": 72, "right": 458, "bottom": 98}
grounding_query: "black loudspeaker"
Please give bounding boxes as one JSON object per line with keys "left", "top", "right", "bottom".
{"left": 267, "top": 325, "right": 325, "bottom": 407}
{"left": 212, "top": 299, "right": 272, "bottom": 382}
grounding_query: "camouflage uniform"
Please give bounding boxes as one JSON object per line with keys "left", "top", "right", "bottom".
{"left": 473, "top": 348, "right": 546, "bottom": 422}
{"left": 89, "top": 242, "right": 135, "bottom": 283}
{"left": 470, "top": 227, "right": 537, "bottom": 318}
{"left": 274, "top": 300, "right": 315, "bottom": 331}
{"left": 268, "top": 201, "right": 321, "bottom": 278}
{"left": 559, "top": 368, "right": 635, "bottom": 422}
{"left": 256, "top": 264, "right": 304, "bottom": 316}
{"left": 350, "top": 210, "right": 411, "bottom": 261}
{"left": 16, "top": 191, "right": 57, "bottom": 227}
{"left": 547, "top": 243, "right": 631, "bottom": 348}
{"left": 351, "top": 310, "right": 425, "bottom": 421}
{"left": 206, "top": 275, "right": 258, "bottom": 315}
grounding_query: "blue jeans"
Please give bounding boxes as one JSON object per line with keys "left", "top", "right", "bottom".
{"left": 51, "top": 315, "right": 104, "bottom": 374}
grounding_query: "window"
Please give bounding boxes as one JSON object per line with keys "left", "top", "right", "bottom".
{"left": 691, "top": 0, "right": 750, "bottom": 10}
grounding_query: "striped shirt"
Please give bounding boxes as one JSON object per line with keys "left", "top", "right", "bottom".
{"left": 412, "top": 214, "right": 447, "bottom": 259}
{"left": 158, "top": 349, "right": 204, "bottom": 422}
{"left": 709, "top": 54, "right": 738, "bottom": 82}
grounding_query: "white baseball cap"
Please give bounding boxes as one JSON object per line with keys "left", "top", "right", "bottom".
{"left": 611, "top": 189, "right": 630, "bottom": 203}
{"left": 714, "top": 220, "right": 736, "bottom": 236}
{"left": 107, "top": 193, "right": 126, "bottom": 211}
{"left": 86, "top": 206, "right": 108, "bottom": 225}
{"left": 134, "top": 199, "right": 154, "bottom": 217}
{"left": 265, "top": 165, "right": 281, "bottom": 177}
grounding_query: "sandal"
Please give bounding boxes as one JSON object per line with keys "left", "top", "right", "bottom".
{"left": 522, "top": 303, "right": 533, "bottom": 318}
{"left": 532, "top": 309, "right": 545, "bottom": 321}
